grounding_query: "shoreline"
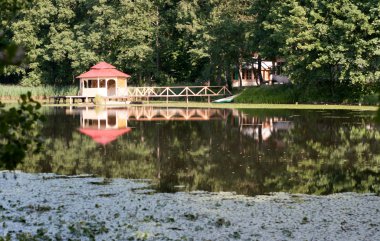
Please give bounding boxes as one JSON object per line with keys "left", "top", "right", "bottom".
{"left": 2, "top": 100, "right": 377, "bottom": 111}
{"left": 1, "top": 172, "right": 379, "bottom": 240}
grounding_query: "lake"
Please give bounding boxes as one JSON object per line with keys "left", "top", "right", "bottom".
{"left": 20, "top": 106, "right": 380, "bottom": 196}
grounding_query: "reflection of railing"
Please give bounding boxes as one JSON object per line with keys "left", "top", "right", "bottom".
{"left": 67, "top": 107, "right": 232, "bottom": 122}
{"left": 126, "top": 107, "right": 231, "bottom": 121}
{"left": 127, "top": 86, "right": 232, "bottom": 102}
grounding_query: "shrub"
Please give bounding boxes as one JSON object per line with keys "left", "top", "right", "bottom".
{"left": 234, "top": 85, "right": 298, "bottom": 104}
{"left": 0, "top": 92, "right": 44, "bottom": 170}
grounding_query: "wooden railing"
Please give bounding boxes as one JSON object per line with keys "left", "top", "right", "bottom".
{"left": 50, "top": 86, "right": 232, "bottom": 104}
{"left": 126, "top": 86, "right": 232, "bottom": 102}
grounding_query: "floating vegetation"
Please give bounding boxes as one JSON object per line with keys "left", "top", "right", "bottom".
{"left": 88, "top": 179, "right": 112, "bottom": 185}
{"left": 42, "top": 174, "right": 96, "bottom": 180}
{"left": 97, "top": 193, "right": 117, "bottom": 198}
{"left": 0, "top": 173, "right": 379, "bottom": 240}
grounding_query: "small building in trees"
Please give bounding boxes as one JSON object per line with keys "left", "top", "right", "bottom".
{"left": 76, "top": 62, "right": 131, "bottom": 97}
{"left": 232, "top": 55, "right": 289, "bottom": 87}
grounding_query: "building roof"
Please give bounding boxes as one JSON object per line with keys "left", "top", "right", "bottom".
{"left": 78, "top": 128, "right": 132, "bottom": 145}
{"left": 76, "top": 61, "right": 131, "bottom": 79}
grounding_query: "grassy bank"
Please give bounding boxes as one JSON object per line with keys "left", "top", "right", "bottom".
{"left": 0, "top": 84, "right": 78, "bottom": 100}
{"left": 146, "top": 102, "right": 378, "bottom": 111}
{"left": 1, "top": 84, "right": 378, "bottom": 111}
{"left": 235, "top": 84, "right": 380, "bottom": 106}
{"left": 40, "top": 101, "right": 378, "bottom": 111}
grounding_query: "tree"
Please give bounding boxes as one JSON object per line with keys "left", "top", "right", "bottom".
{"left": 5, "top": 0, "right": 157, "bottom": 86}
{"left": 262, "top": 0, "right": 380, "bottom": 92}
{"left": 0, "top": 0, "right": 44, "bottom": 170}
{"left": 248, "top": 0, "right": 284, "bottom": 85}
{"left": 0, "top": 0, "right": 32, "bottom": 74}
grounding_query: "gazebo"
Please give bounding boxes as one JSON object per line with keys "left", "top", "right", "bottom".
{"left": 76, "top": 62, "right": 131, "bottom": 97}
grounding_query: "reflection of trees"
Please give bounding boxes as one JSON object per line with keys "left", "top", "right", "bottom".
{"left": 20, "top": 132, "right": 156, "bottom": 179}
{"left": 265, "top": 125, "right": 380, "bottom": 195}
{"left": 149, "top": 119, "right": 289, "bottom": 195}
{"left": 19, "top": 108, "right": 380, "bottom": 196}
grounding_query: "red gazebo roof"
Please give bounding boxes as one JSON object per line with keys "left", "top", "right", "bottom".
{"left": 78, "top": 128, "right": 132, "bottom": 145}
{"left": 76, "top": 61, "right": 131, "bottom": 78}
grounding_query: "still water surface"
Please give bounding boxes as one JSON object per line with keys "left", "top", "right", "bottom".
{"left": 21, "top": 106, "right": 380, "bottom": 196}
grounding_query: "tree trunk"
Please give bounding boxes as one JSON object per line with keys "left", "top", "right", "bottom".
{"left": 238, "top": 60, "right": 243, "bottom": 88}
{"left": 225, "top": 63, "right": 232, "bottom": 91}
{"left": 257, "top": 55, "right": 263, "bottom": 85}
{"left": 271, "top": 60, "right": 276, "bottom": 85}
{"left": 252, "top": 60, "right": 259, "bottom": 85}
{"left": 155, "top": 6, "right": 160, "bottom": 80}
{"left": 216, "top": 65, "right": 222, "bottom": 86}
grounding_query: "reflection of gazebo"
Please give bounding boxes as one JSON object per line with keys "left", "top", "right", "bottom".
{"left": 79, "top": 128, "right": 131, "bottom": 145}
{"left": 76, "top": 62, "right": 131, "bottom": 97}
{"left": 78, "top": 109, "right": 131, "bottom": 145}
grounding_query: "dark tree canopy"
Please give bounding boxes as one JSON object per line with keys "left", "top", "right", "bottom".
{"left": 0, "top": 0, "right": 378, "bottom": 95}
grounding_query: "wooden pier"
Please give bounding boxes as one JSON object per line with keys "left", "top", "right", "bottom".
{"left": 49, "top": 86, "right": 232, "bottom": 104}
{"left": 49, "top": 96, "right": 95, "bottom": 104}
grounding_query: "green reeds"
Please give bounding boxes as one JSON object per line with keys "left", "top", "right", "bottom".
{"left": 0, "top": 85, "right": 78, "bottom": 99}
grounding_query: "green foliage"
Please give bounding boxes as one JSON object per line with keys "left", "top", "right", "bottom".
{"left": 259, "top": 0, "right": 380, "bottom": 86}
{"left": 0, "top": 35, "right": 24, "bottom": 74}
{"left": 235, "top": 85, "right": 298, "bottom": 104}
{"left": 360, "top": 93, "right": 379, "bottom": 106}
{"left": 0, "top": 0, "right": 379, "bottom": 104}
{"left": 0, "top": 92, "right": 44, "bottom": 170}
{"left": 0, "top": 0, "right": 31, "bottom": 74}
{"left": 235, "top": 82, "right": 379, "bottom": 105}
{"left": 1, "top": 0, "right": 156, "bottom": 86}
{"left": 377, "top": 94, "right": 380, "bottom": 122}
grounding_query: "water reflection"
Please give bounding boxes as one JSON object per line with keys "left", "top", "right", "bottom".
{"left": 77, "top": 109, "right": 132, "bottom": 145}
{"left": 19, "top": 107, "right": 380, "bottom": 196}
{"left": 235, "top": 109, "right": 293, "bottom": 143}
{"left": 70, "top": 107, "right": 293, "bottom": 145}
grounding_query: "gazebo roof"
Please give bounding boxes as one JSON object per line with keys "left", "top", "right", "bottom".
{"left": 76, "top": 61, "right": 131, "bottom": 78}
{"left": 78, "top": 128, "right": 132, "bottom": 145}
{"left": 91, "top": 62, "right": 117, "bottom": 69}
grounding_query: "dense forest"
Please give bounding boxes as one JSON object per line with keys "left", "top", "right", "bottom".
{"left": 1, "top": 0, "right": 379, "bottom": 96}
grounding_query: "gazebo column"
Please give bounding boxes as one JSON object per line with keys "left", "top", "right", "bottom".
{"left": 126, "top": 78, "right": 129, "bottom": 96}
{"left": 116, "top": 77, "right": 118, "bottom": 96}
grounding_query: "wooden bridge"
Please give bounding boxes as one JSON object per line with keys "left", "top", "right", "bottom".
{"left": 50, "top": 86, "right": 232, "bottom": 104}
